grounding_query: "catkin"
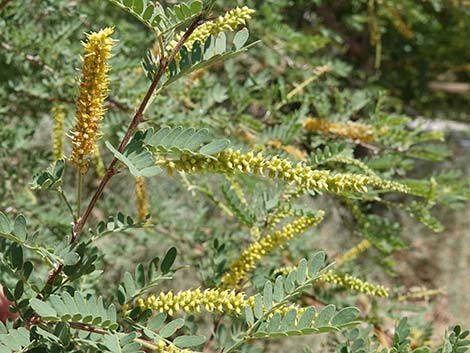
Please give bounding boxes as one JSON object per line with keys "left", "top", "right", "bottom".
{"left": 69, "top": 27, "right": 114, "bottom": 174}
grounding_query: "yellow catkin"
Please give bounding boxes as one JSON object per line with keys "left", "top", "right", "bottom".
{"left": 156, "top": 149, "right": 409, "bottom": 195}
{"left": 91, "top": 145, "right": 106, "bottom": 178}
{"left": 51, "top": 105, "right": 65, "bottom": 161}
{"left": 275, "top": 266, "right": 388, "bottom": 298}
{"left": 69, "top": 27, "right": 114, "bottom": 174}
{"left": 136, "top": 288, "right": 307, "bottom": 323}
{"left": 167, "top": 6, "right": 255, "bottom": 52}
{"left": 336, "top": 239, "right": 372, "bottom": 266}
{"left": 134, "top": 176, "right": 149, "bottom": 221}
{"left": 221, "top": 214, "right": 324, "bottom": 288}
{"left": 319, "top": 270, "right": 389, "bottom": 297}
{"left": 303, "top": 117, "right": 375, "bottom": 143}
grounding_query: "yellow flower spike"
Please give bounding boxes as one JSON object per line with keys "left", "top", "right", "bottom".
{"left": 336, "top": 239, "right": 372, "bottom": 266}
{"left": 221, "top": 214, "right": 324, "bottom": 288}
{"left": 136, "top": 287, "right": 312, "bottom": 327}
{"left": 167, "top": 6, "right": 255, "bottom": 53}
{"left": 303, "top": 117, "right": 376, "bottom": 143}
{"left": 134, "top": 176, "right": 150, "bottom": 222}
{"left": 319, "top": 270, "right": 389, "bottom": 297}
{"left": 156, "top": 149, "right": 408, "bottom": 195}
{"left": 274, "top": 265, "right": 389, "bottom": 298}
{"left": 69, "top": 27, "right": 115, "bottom": 174}
{"left": 51, "top": 105, "right": 66, "bottom": 161}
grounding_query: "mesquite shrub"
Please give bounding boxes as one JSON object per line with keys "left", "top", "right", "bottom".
{"left": 0, "top": 1, "right": 469, "bottom": 352}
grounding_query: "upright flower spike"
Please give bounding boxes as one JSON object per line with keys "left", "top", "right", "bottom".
{"left": 51, "top": 105, "right": 65, "bottom": 161}
{"left": 69, "top": 27, "right": 114, "bottom": 174}
{"left": 134, "top": 176, "right": 149, "bottom": 221}
{"left": 221, "top": 213, "right": 324, "bottom": 288}
{"left": 167, "top": 6, "right": 255, "bottom": 53}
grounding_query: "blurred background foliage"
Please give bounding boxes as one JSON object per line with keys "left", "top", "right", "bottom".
{"left": 0, "top": 0, "right": 469, "bottom": 351}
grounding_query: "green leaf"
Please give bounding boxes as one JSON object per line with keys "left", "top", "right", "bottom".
{"left": 273, "top": 276, "right": 284, "bottom": 302}
{"left": 160, "top": 247, "right": 177, "bottom": 273}
{"left": 199, "top": 139, "right": 230, "bottom": 156}
{"left": 308, "top": 251, "right": 325, "bottom": 277}
{"left": 266, "top": 313, "right": 282, "bottom": 332}
{"left": 189, "top": 0, "right": 203, "bottom": 14}
{"left": 13, "top": 215, "right": 27, "bottom": 240}
{"left": 105, "top": 140, "right": 161, "bottom": 177}
{"left": 314, "top": 304, "right": 335, "bottom": 327}
{"left": 285, "top": 270, "right": 296, "bottom": 293}
{"left": 0, "top": 212, "right": 11, "bottom": 234}
{"left": 263, "top": 281, "right": 273, "bottom": 311}
{"left": 14, "top": 281, "right": 23, "bottom": 300}
{"left": 132, "top": 0, "right": 144, "bottom": 14}
{"left": 159, "top": 318, "right": 185, "bottom": 338}
{"left": 174, "top": 335, "right": 206, "bottom": 348}
{"left": 245, "top": 305, "right": 254, "bottom": 326}
{"left": 148, "top": 312, "right": 167, "bottom": 330}
{"left": 296, "top": 259, "right": 308, "bottom": 284}
{"left": 297, "top": 307, "right": 316, "bottom": 329}
{"left": 331, "top": 307, "right": 360, "bottom": 326}
{"left": 63, "top": 252, "right": 80, "bottom": 266}
{"left": 215, "top": 32, "right": 227, "bottom": 54}
{"left": 279, "top": 309, "right": 297, "bottom": 331}
{"left": 253, "top": 294, "right": 263, "bottom": 319}
{"left": 2, "top": 286, "right": 14, "bottom": 302}
{"left": 10, "top": 245, "right": 23, "bottom": 270}
{"left": 30, "top": 298, "right": 58, "bottom": 320}
{"left": 233, "top": 28, "right": 249, "bottom": 50}
{"left": 123, "top": 272, "right": 137, "bottom": 297}
{"left": 135, "top": 263, "right": 145, "bottom": 288}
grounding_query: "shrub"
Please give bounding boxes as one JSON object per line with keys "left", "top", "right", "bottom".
{"left": 0, "top": 1, "right": 468, "bottom": 352}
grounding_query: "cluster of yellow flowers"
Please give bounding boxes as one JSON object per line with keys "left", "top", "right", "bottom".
{"left": 51, "top": 105, "right": 65, "bottom": 161}
{"left": 335, "top": 239, "right": 371, "bottom": 265}
{"left": 275, "top": 265, "right": 388, "bottom": 298}
{"left": 137, "top": 288, "right": 247, "bottom": 317}
{"left": 167, "top": 6, "right": 255, "bottom": 52}
{"left": 320, "top": 270, "right": 389, "bottom": 297}
{"left": 134, "top": 176, "right": 149, "bottom": 221}
{"left": 69, "top": 27, "right": 114, "bottom": 174}
{"left": 303, "top": 117, "right": 376, "bottom": 143}
{"left": 221, "top": 214, "right": 324, "bottom": 288}
{"left": 136, "top": 288, "right": 308, "bottom": 324}
{"left": 156, "top": 149, "right": 409, "bottom": 194}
